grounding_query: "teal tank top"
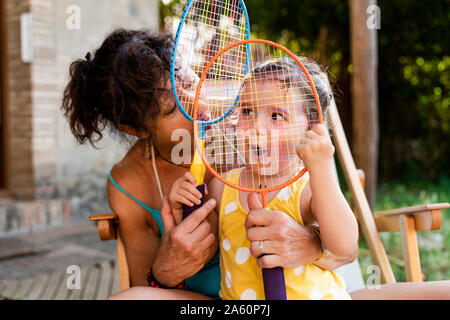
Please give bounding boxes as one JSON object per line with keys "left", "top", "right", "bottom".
{"left": 108, "top": 171, "right": 220, "bottom": 298}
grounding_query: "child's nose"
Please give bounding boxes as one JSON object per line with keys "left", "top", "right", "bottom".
{"left": 254, "top": 114, "right": 269, "bottom": 135}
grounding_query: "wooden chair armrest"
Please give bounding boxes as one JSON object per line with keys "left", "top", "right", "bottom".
{"left": 375, "top": 203, "right": 449, "bottom": 232}
{"left": 377, "top": 203, "right": 449, "bottom": 216}
{"left": 89, "top": 213, "right": 118, "bottom": 241}
{"left": 89, "top": 213, "right": 131, "bottom": 289}
{"left": 89, "top": 213, "right": 118, "bottom": 221}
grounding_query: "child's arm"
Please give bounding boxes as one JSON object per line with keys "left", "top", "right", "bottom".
{"left": 168, "top": 172, "right": 206, "bottom": 225}
{"left": 204, "top": 176, "right": 225, "bottom": 215}
{"left": 297, "top": 124, "right": 359, "bottom": 258}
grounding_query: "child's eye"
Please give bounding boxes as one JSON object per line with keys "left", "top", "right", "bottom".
{"left": 241, "top": 108, "right": 254, "bottom": 116}
{"left": 271, "top": 112, "right": 285, "bottom": 121}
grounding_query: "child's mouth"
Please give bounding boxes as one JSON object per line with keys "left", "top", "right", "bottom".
{"left": 250, "top": 145, "right": 267, "bottom": 157}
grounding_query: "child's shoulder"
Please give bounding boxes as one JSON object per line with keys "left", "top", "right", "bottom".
{"left": 299, "top": 179, "right": 316, "bottom": 226}
{"left": 206, "top": 175, "right": 229, "bottom": 211}
{"left": 207, "top": 175, "right": 226, "bottom": 194}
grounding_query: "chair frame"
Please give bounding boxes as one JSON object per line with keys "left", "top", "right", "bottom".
{"left": 89, "top": 214, "right": 130, "bottom": 290}
{"left": 90, "top": 99, "right": 449, "bottom": 290}
{"left": 327, "top": 101, "right": 448, "bottom": 283}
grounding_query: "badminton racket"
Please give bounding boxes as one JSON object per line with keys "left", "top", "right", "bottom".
{"left": 170, "top": 0, "right": 251, "bottom": 218}
{"left": 193, "top": 39, "right": 323, "bottom": 300}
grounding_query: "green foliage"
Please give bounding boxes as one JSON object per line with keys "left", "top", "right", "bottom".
{"left": 161, "top": 0, "right": 450, "bottom": 183}
{"left": 377, "top": 0, "right": 450, "bottom": 182}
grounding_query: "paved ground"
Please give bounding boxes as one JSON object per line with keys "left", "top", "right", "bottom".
{"left": 0, "top": 221, "right": 118, "bottom": 300}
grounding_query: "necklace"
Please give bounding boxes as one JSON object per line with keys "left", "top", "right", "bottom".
{"left": 153, "top": 144, "right": 191, "bottom": 168}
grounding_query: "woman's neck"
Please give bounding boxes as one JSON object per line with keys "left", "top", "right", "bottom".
{"left": 152, "top": 139, "right": 192, "bottom": 169}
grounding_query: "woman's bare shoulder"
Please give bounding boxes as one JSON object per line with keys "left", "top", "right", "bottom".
{"left": 108, "top": 159, "right": 139, "bottom": 200}
{"left": 109, "top": 155, "right": 146, "bottom": 188}
{"left": 107, "top": 159, "right": 156, "bottom": 224}
{"left": 105, "top": 160, "right": 164, "bottom": 255}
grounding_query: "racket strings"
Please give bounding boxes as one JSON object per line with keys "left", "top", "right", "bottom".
{"left": 175, "top": 0, "right": 249, "bottom": 118}
{"left": 195, "top": 41, "right": 321, "bottom": 191}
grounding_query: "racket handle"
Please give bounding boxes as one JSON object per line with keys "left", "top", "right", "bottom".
{"left": 260, "top": 196, "right": 287, "bottom": 300}
{"left": 262, "top": 267, "right": 287, "bottom": 300}
{"left": 182, "top": 184, "right": 206, "bottom": 220}
{"left": 190, "top": 144, "right": 206, "bottom": 185}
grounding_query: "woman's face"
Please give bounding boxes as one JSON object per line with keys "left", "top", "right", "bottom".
{"left": 152, "top": 73, "right": 208, "bottom": 156}
{"left": 153, "top": 85, "right": 194, "bottom": 146}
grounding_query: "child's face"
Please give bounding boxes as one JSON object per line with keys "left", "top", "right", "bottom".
{"left": 236, "top": 79, "right": 309, "bottom": 177}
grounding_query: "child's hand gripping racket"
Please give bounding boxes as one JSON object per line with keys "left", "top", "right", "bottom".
{"left": 170, "top": 0, "right": 251, "bottom": 219}
{"left": 169, "top": 172, "right": 208, "bottom": 225}
{"left": 192, "top": 39, "right": 324, "bottom": 300}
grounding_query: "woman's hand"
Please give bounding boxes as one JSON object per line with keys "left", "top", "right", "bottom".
{"left": 244, "top": 194, "right": 323, "bottom": 269}
{"left": 151, "top": 196, "right": 217, "bottom": 287}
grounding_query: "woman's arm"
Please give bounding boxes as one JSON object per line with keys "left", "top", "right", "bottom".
{"left": 245, "top": 193, "right": 356, "bottom": 271}
{"left": 108, "top": 179, "right": 218, "bottom": 287}
{"left": 314, "top": 249, "right": 358, "bottom": 270}
{"left": 351, "top": 281, "right": 450, "bottom": 300}
{"left": 107, "top": 180, "right": 160, "bottom": 286}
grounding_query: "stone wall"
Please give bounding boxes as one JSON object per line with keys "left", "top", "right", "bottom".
{"left": 53, "top": 0, "right": 160, "bottom": 220}
{"left": 0, "top": 198, "right": 71, "bottom": 236}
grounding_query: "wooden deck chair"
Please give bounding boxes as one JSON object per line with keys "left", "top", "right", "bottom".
{"left": 327, "top": 96, "right": 449, "bottom": 285}
{"left": 89, "top": 97, "right": 449, "bottom": 292}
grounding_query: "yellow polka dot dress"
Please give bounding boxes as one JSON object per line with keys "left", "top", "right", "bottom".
{"left": 218, "top": 169, "right": 351, "bottom": 300}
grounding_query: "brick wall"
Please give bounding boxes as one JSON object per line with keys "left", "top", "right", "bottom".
{"left": 30, "top": 0, "right": 58, "bottom": 199}
{"left": 4, "top": 0, "right": 58, "bottom": 200}
{"left": 0, "top": 0, "right": 160, "bottom": 236}
{"left": 1, "top": 0, "right": 67, "bottom": 237}
{"left": 4, "top": 0, "right": 35, "bottom": 199}
{"left": 53, "top": 0, "right": 160, "bottom": 220}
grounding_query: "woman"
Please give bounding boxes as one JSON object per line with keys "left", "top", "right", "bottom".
{"left": 62, "top": 28, "right": 345, "bottom": 299}
{"left": 62, "top": 28, "right": 449, "bottom": 300}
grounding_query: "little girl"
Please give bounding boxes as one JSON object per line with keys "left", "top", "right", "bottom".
{"left": 169, "top": 57, "right": 359, "bottom": 300}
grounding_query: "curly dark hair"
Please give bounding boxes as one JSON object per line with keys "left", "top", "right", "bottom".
{"left": 62, "top": 29, "right": 173, "bottom": 146}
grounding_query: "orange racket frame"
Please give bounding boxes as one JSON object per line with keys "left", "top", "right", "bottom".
{"left": 192, "top": 39, "right": 324, "bottom": 207}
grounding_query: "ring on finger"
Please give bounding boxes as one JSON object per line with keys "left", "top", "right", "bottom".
{"left": 259, "top": 240, "right": 264, "bottom": 255}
